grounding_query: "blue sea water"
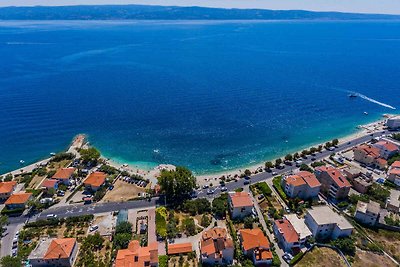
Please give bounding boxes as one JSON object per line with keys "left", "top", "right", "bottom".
{"left": 0, "top": 20, "right": 399, "bottom": 175}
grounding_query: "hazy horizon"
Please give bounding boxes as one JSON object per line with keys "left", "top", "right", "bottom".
{"left": 1, "top": 0, "right": 400, "bottom": 15}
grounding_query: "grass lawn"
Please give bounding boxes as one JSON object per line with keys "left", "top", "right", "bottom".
{"left": 296, "top": 247, "right": 346, "bottom": 267}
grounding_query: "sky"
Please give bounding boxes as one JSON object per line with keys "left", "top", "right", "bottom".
{"left": 1, "top": 0, "right": 400, "bottom": 15}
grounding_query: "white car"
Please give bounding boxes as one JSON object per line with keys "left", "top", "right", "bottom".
{"left": 272, "top": 171, "right": 278, "bottom": 175}
{"left": 89, "top": 225, "right": 99, "bottom": 232}
{"left": 46, "top": 214, "right": 57, "bottom": 219}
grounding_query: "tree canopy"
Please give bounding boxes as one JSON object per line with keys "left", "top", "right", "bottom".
{"left": 79, "top": 147, "right": 101, "bottom": 163}
{"left": 158, "top": 166, "right": 196, "bottom": 204}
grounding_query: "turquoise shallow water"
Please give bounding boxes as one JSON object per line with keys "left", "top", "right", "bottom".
{"left": 0, "top": 20, "right": 399, "bottom": 175}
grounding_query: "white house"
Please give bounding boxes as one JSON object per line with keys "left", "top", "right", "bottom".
{"left": 304, "top": 206, "right": 353, "bottom": 240}
{"left": 228, "top": 191, "right": 254, "bottom": 219}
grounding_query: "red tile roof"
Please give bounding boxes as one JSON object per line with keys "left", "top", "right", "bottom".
{"left": 43, "top": 238, "right": 76, "bottom": 260}
{"left": 355, "top": 144, "right": 380, "bottom": 158}
{"left": 274, "top": 218, "right": 299, "bottom": 243}
{"left": 41, "top": 179, "right": 58, "bottom": 188}
{"left": 52, "top": 168, "right": 75, "bottom": 180}
{"left": 391, "top": 161, "right": 400, "bottom": 168}
{"left": 375, "top": 141, "right": 399, "bottom": 152}
{"left": 115, "top": 241, "right": 158, "bottom": 267}
{"left": 229, "top": 191, "right": 253, "bottom": 208}
{"left": 286, "top": 171, "right": 321, "bottom": 188}
{"left": 0, "top": 181, "right": 17, "bottom": 194}
{"left": 167, "top": 243, "right": 193, "bottom": 255}
{"left": 201, "top": 228, "right": 234, "bottom": 257}
{"left": 390, "top": 168, "right": 400, "bottom": 175}
{"left": 84, "top": 172, "right": 106, "bottom": 187}
{"left": 316, "top": 166, "right": 351, "bottom": 188}
{"left": 239, "top": 228, "right": 270, "bottom": 251}
{"left": 5, "top": 192, "right": 32, "bottom": 205}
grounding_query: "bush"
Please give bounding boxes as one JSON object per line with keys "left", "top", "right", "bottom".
{"left": 289, "top": 251, "right": 304, "bottom": 265}
{"left": 330, "top": 237, "right": 356, "bottom": 256}
{"left": 272, "top": 176, "right": 288, "bottom": 203}
{"left": 182, "top": 198, "right": 211, "bottom": 215}
{"left": 311, "top": 161, "right": 326, "bottom": 168}
{"left": 201, "top": 214, "right": 211, "bottom": 227}
{"left": 212, "top": 193, "right": 228, "bottom": 218}
{"left": 156, "top": 210, "right": 167, "bottom": 238}
{"left": 255, "top": 182, "right": 272, "bottom": 197}
{"left": 50, "top": 152, "right": 75, "bottom": 162}
{"left": 116, "top": 221, "right": 133, "bottom": 235}
{"left": 159, "top": 255, "right": 168, "bottom": 267}
{"left": 299, "top": 164, "right": 313, "bottom": 173}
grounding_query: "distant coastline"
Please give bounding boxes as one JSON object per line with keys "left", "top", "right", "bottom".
{"left": 0, "top": 4, "right": 400, "bottom": 20}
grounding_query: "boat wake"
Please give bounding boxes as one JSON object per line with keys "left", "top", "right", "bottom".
{"left": 348, "top": 91, "right": 396, "bottom": 110}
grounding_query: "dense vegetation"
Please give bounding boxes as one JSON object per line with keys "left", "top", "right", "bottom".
{"left": 158, "top": 167, "right": 196, "bottom": 205}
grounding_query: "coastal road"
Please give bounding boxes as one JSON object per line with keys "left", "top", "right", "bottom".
{"left": 4, "top": 130, "right": 397, "bottom": 226}
{"left": 197, "top": 129, "right": 397, "bottom": 198}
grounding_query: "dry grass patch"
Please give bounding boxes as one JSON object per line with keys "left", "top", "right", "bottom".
{"left": 296, "top": 247, "right": 346, "bottom": 267}
{"left": 353, "top": 249, "right": 397, "bottom": 267}
{"left": 101, "top": 179, "right": 145, "bottom": 202}
{"left": 364, "top": 228, "right": 400, "bottom": 262}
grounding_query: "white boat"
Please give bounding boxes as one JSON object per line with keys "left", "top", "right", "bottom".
{"left": 364, "top": 112, "right": 368, "bottom": 115}
{"left": 19, "top": 160, "right": 25, "bottom": 164}
{"left": 50, "top": 152, "right": 56, "bottom": 156}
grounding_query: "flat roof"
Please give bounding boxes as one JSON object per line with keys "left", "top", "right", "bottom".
{"left": 28, "top": 238, "right": 53, "bottom": 260}
{"left": 285, "top": 214, "right": 312, "bottom": 240}
{"left": 389, "top": 189, "right": 400, "bottom": 208}
{"left": 306, "top": 205, "right": 353, "bottom": 230}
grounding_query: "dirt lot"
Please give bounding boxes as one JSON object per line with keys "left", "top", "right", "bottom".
{"left": 364, "top": 228, "right": 400, "bottom": 262}
{"left": 91, "top": 213, "right": 116, "bottom": 236}
{"left": 353, "top": 249, "right": 397, "bottom": 267}
{"left": 101, "top": 179, "right": 145, "bottom": 202}
{"left": 296, "top": 247, "right": 346, "bottom": 267}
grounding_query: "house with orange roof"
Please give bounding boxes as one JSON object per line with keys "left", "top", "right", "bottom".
{"left": 273, "top": 218, "right": 300, "bottom": 253}
{"left": 0, "top": 181, "right": 17, "bottom": 201}
{"left": 353, "top": 144, "right": 387, "bottom": 170}
{"left": 228, "top": 191, "right": 254, "bottom": 219}
{"left": 52, "top": 167, "right": 76, "bottom": 185}
{"left": 115, "top": 240, "right": 158, "bottom": 267}
{"left": 40, "top": 179, "right": 59, "bottom": 191}
{"left": 239, "top": 228, "right": 273, "bottom": 265}
{"left": 388, "top": 160, "right": 400, "bottom": 186}
{"left": 200, "top": 227, "right": 234, "bottom": 266}
{"left": 315, "top": 166, "right": 351, "bottom": 200}
{"left": 28, "top": 237, "right": 78, "bottom": 267}
{"left": 5, "top": 192, "right": 32, "bottom": 210}
{"left": 282, "top": 171, "right": 321, "bottom": 200}
{"left": 167, "top": 243, "right": 193, "bottom": 256}
{"left": 84, "top": 172, "right": 107, "bottom": 191}
{"left": 373, "top": 140, "right": 399, "bottom": 159}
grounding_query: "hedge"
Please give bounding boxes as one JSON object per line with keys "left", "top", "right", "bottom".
{"left": 272, "top": 176, "right": 289, "bottom": 203}
{"left": 289, "top": 251, "right": 304, "bottom": 265}
{"left": 1, "top": 207, "right": 24, "bottom": 215}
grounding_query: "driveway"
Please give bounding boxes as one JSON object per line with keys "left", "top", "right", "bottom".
{"left": 0, "top": 222, "right": 23, "bottom": 258}
{"left": 247, "top": 188, "right": 288, "bottom": 267}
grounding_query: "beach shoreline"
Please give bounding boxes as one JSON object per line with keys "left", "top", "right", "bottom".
{"left": 2, "top": 115, "right": 394, "bottom": 184}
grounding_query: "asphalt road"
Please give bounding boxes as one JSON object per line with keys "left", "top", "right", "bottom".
{"left": 4, "top": 130, "right": 397, "bottom": 225}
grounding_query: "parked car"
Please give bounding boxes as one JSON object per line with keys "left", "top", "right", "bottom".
{"left": 202, "top": 185, "right": 209, "bottom": 189}
{"left": 244, "top": 180, "right": 250, "bottom": 185}
{"left": 207, "top": 189, "right": 215, "bottom": 195}
{"left": 220, "top": 186, "right": 228, "bottom": 192}
{"left": 272, "top": 171, "right": 278, "bottom": 176}
{"left": 282, "top": 253, "right": 293, "bottom": 263}
{"left": 46, "top": 214, "right": 57, "bottom": 219}
{"left": 89, "top": 225, "right": 99, "bottom": 232}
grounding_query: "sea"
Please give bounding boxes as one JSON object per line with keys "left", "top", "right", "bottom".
{"left": 0, "top": 20, "right": 399, "bottom": 175}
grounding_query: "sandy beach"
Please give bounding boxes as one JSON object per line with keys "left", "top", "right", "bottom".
{"left": 1, "top": 115, "right": 393, "bottom": 187}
